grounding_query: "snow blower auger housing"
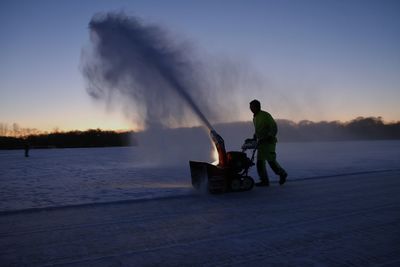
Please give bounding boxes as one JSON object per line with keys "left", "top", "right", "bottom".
{"left": 189, "top": 131, "right": 257, "bottom": 194}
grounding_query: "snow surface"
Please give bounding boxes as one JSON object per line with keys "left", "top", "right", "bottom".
{"left": 0, "top": 141, "right": 399, "bottom": 212}
{"left": 0, "top": 141, "right": 400, "bottom": 266}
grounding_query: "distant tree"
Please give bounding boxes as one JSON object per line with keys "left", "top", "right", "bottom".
{"left": 12, "top": 123, "right": 20, "bottom": 137}
{"left": 0, "top": 123, "right": 6, "bottom": 136}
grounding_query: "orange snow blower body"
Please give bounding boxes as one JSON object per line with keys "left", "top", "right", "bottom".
{"left": 189, "top": 130, "right": 256, "bottom": 194}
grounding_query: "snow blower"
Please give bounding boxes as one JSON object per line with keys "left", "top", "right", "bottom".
{"left": 189, "top": 130, "right": 257, "bottom": 194}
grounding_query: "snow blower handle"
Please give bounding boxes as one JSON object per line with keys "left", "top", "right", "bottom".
{"left": 241, "top": 138, "right": 257, "bottom": 151}
{"left": 242, "top": 138, "right": 258, "bottom": 164}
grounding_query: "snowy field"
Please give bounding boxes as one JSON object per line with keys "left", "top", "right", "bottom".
{"left": 0, "top": 140, "right": 399, "bottom": 212}
{"left": 1, "top": 141, "right": 400, "bottom": 266}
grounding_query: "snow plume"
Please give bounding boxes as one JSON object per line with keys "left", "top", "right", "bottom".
{"left": 80, "top": 12, "right": 263, "bottom": 165}
{"left": 81, "top": 12, "right": 216, "bottom": 131}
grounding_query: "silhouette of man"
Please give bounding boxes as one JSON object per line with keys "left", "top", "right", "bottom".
{"left": 249, "top": 99, "right": 287, "bottom": 186}
{"left": 24, "top": 141, "right": 30, "bottom": 157}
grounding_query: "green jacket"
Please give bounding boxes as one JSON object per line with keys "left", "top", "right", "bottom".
{"left": 253, "top": 110, "right": 277, "bottom": 143}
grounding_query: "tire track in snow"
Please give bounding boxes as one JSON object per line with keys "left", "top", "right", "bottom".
{"left": 33, "top": 202, "right": 400, "bottom": 267}
{"left": 39, "top": 205, "right": 399, "bottom": 266}
{"left": 1, "top": 171, "right": 399, "bottom": 266}
{"left": 1, "top": 168, "right": 398, "bottom": 215}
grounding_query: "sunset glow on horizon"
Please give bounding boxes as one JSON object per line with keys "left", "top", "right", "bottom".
{"left": 1, "top": 0, "right": 399, "bottom": 133}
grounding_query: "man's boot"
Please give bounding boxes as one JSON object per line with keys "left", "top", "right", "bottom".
{"left": 256, "top": 160, "right": 269, "bottom": 187}
{"left": 268, "top": 160, "right": 288, "bottom": 185}
{"left": 279, "top": 171, "right": 288, "bottom": 185}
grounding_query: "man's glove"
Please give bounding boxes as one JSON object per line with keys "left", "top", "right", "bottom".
{"left": 242, "top": 138, "right": 257, "bottom": 150}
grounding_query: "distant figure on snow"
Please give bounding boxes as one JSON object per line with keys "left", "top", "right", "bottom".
{"left": 24, "top": 141, "right": 30, "bottom": 157}
{"left": 249, "top": 99, "right": 287, "bottom": 186}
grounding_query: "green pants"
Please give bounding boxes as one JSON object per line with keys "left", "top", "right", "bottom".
{"left": 256, "top": 141, "right": 286, "bottom": 179}
{"left": 257, "top": 141, "right": 276, "bottom": 162}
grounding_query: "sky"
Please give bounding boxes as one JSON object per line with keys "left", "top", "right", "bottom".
{"left": 0, "top": 0, "right": 399, "bottom": 132}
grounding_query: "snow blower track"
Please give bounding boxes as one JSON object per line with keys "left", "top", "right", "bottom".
{"left": 1, "top": 170, "right": 399, "bottom": 266}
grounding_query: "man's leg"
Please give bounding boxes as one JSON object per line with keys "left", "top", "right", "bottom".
{"left": 268, "top": 160, "right": 287, "bottom": 185}
{"left": 266, "top": 143, "right": 288, "bottom": 185}
{"left": 256, "top": 160, "right": 269, "bottom": 187}
{"left": 255, "top": 144, "right": 269, "bottom": 187}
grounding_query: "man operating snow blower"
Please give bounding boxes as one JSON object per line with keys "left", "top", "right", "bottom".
{"left": 249, "top": 99, "right": 288, "bottom": 187}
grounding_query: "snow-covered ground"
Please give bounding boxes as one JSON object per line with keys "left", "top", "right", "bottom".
{"left": 0, "top": 141, "right": 399, "bottom": 212}
{"left": 0, "top": 141, "right": 399, "bottom": 266}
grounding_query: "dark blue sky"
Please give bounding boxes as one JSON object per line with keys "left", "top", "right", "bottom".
{"left": 1, "top": 0, "right": 399, "bottom": 131}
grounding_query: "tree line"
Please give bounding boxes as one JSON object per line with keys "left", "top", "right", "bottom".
{"left": 1, "top": 117, "right": 399, "bottom": 150}
{"left": 0, "top": 129, "right": 136, "bottom": 149}
{"left": 0, "top": 123, "right": 41, "bottom": 137}
{"left": 277, "top": 116, "right": 400, "bottom": 142}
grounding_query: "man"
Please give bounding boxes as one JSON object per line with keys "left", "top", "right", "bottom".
{"left": 24, "top": 141, "right": 30, "bottom": 157}
{"left": 250, "top": 99, "right": 287, "bottom": 186}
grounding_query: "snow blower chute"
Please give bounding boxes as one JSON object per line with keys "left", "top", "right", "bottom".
{"left": 189, "top": 130, "right": 257, "bottom": 194}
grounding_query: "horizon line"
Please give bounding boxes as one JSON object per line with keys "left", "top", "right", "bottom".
{"left": 1, "top": 116, "right": 399, "bottom": 137}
